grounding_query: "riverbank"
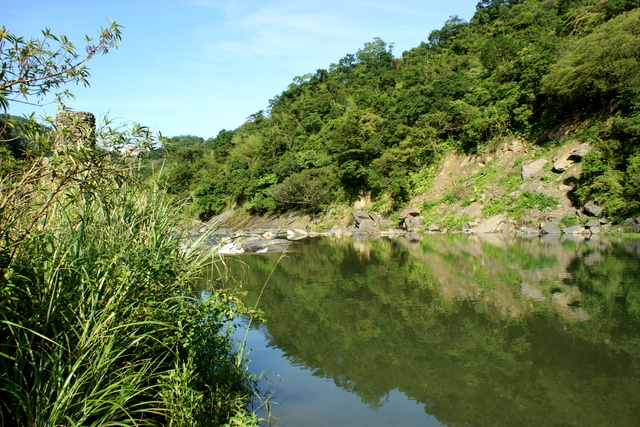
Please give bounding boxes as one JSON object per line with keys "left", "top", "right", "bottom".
{"left": 185, "top": 138, "right": 640, "bottom": 253}
{"left": 182, "top": 214, "right": 640, "bottom": 254}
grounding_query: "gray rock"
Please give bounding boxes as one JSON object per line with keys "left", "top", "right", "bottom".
{"left": 354, "top": 211, "right": 377, "bottom": 228}
{"left": 563, "top": 225, "right": 586, "bottom": 234}
{"left": 585, "top": 219, "right": 600, "bottom": 228}
{"left": 241, "top": 238, "right": 291, "bottom": 253}
{"left": 521, "top": 158, "right": 548, "bottom": 179}
{"left": 588, "top": 226, "right": 602, "bottom": 234}
{"left": 469, "top": 214, "right": 507, "bottom": 234}
{"left": 540, "top": 224, "right": 561, "bottom": 235}
{"left": 358, "top": 218, "right": 377, "bottom": 230}
{"left": 569, "top": 143, "right": 592, "bottom": 161}
{"left": 552, "top": 158, "right": 574, "bottom": 173}
{"left": 520, "top": 227, "right": 540, "bottom": 235}
{"left": 583, "top": 200, "right": 603, "bottom": 217}
{"left": 354, "top": 210, "right": 374, "bottom": 221}
{"left": 402, "top": 216, "right": 422, "bottom": 232}
{"left": 563, "top": 234, "right": 586, "bottom": 242}
{"left": 399, "top": 207, "right": 421, "bottom": 219}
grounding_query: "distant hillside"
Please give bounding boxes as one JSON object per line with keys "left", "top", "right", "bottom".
{"left": 145, "top": 0, "right": 640, "bottom": 224}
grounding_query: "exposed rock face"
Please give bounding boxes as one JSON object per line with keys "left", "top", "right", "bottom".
{"left": 204, "top": 143, "right": 636, "bottom": 242}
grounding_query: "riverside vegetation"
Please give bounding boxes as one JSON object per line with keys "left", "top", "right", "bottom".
{"left": 1, "top": 23, "right": 258, "bottom": 426}
{"left": 145, "top": 0, "right": 640, "bottom": 229}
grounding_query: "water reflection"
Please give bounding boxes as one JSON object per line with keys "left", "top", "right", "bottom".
{"left": 221, "top": 235, "right": 640, "bottom": 426}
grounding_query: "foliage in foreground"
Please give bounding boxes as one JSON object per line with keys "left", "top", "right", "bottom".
{"left": 0, "top": 22, "right": 257, "bottom": 426}
{"left": 0, "top": 129, "right": 256, "bottom": 426}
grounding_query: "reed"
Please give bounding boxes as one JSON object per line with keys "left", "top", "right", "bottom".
{"left": 0, "top": 140, "right": 256, "bottom": 425}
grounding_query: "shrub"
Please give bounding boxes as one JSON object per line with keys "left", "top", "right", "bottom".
{"left": 268, "top": 166, "right": 340, "bottom": 212}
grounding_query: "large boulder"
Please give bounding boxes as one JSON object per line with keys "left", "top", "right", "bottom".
{"left": 583, "top": 200, "right": 603, "bottom": 217}
{"left": 353, "top": 211, "right": 374, "bottom": 228}
{"left": 540, "top": 224, "right": 561, "bottom": 235}
{"left": 521, "top": 158, "right": 548, "bottom": 179}
{"left": 552, "top": 157, "right": 573, "bottom": 173}
{"left": 358, "top": 219, "right": 380, "bottom": 234}
{"left": 399, "top": 207, "right": 422, "bottom": 232}
{"left": 563, "top": 225, "right": 586, "bottom": 235}
{"left": 402, "top": 215, "right": 422, "bottom": 232}
{"left": 353, "top": 210, "right": 385, "bottom": 233}
{"left": 568, "top": 143, "right": 592, "bottom": 161}
{"left": 552, "top": 143, "right": 592, "bottom": 173}
{"left": 399, "top": 207, "right": 421, "bottom": 219}
{"left": 240, "top": 238, "right": 291, "bottom": 253}
{"left": 354, "top": 210, "right": 374, "bottom": 222}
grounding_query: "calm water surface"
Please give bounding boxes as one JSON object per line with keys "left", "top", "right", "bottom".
{"left": 222, "top": 234, "right": 640, "bottom": 426}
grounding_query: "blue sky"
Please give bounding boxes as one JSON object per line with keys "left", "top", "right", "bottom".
{"left": 5, "top": 0, "right": 478, "bottom": 139}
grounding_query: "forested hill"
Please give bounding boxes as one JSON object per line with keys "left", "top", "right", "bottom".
{"left": 149, "top": 0, "right": 640, "bottom": 223}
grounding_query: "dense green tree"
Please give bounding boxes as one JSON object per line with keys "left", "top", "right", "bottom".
{"left": 543, "top": 8, "right": 640, "bottom": 112}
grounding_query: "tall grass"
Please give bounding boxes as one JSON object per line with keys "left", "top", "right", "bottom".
{"left": 0, "top": 137, "right": 256, "bottom": 425}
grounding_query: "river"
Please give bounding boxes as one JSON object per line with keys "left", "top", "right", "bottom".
{"left": 220, "top": 234, "right": 640, "bottom": 426}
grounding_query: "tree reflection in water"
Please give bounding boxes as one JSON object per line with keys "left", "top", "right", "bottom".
{"left": 218, "top": 235, "right": 640, "bottom": 426}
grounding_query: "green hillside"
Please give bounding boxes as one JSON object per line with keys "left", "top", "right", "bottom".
{"left": 149, "top": 0, "right": 640, "bottom": 223}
